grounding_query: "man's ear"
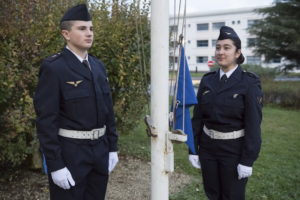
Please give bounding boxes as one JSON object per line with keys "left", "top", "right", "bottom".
{"left": 61, "top": 30, "right": 70, "bottom": 41}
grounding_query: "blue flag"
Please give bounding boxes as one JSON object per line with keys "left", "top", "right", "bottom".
{"left": 174, "top": 46, "right": 198, "bottom": 154}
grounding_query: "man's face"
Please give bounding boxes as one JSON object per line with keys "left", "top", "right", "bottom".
{"left": 62, "top": 21, "right": 94, "bottom": 51}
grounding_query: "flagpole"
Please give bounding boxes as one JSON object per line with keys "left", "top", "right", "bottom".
{"left": 150, "top": 0, "right": 169, "bottom": 199}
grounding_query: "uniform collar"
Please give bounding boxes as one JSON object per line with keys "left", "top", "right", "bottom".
{"left": 219, "top": 65, "right": 238, "bottom": 79}
{"left": 62, "top": 48, "right": 92, "bottom": 80}
{"left": 66, "top": 46, "right": 89, "bottom": 63}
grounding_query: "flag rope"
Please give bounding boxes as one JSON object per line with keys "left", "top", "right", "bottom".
{"left": 170, "top": 0, "right": 187, "bottom": 132}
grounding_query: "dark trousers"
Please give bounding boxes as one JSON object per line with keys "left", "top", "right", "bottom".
{"left": 49, "top": 136, "right": 109, "bottom": 200}
{"left": 199, "top": 133, "right": 247, "bottom": 200}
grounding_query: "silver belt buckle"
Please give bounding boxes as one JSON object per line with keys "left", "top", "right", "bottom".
{"left": 92, "top": 129, "right": 100, "bottom": 140}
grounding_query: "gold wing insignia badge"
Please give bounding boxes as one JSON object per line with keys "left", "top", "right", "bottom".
{"left": 66, "top": 80, "right": 83, "bottom": 87}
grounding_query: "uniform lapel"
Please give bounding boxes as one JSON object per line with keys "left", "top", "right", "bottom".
{"left": 62, "top": 48, "right": 92, "bottom": 80}
{"left": 217, "top": 66, "right": 242, "bottom": 93}
{"left": 207, "top": 70, "right": 221, "bottom": 93}
{"left": 89, "top": 56, "right": 107, "bottom": 81}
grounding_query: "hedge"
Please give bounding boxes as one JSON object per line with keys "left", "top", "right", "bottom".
{"left": 0, "top": 0, "right": 150, "bottom": 168}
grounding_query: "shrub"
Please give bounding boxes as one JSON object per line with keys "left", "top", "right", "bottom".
{"left": 241, "top": 64, "right": 280, "bottom": 80}
{"left": 0, "top": 0, "right": 150, "bottom": 168}
{"left": 0, "top": 0, "right": 74, "bottom": 168}
{"left": 262, "top": 80, "right": 300, "bottom": 108}
{"left": 242, "top": 65, "right": 300, "bottom": 108}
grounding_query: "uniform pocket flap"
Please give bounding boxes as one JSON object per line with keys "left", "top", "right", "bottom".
{"left": 63, "top": 89, "right": 90, "bottom": 100}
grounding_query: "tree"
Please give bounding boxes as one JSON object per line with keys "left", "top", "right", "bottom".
{"left": 90, "top": 0, "right": 150, "bottom": 135}
{"left": 0, "top": 0, "right": 150, "bottom": 168}
{"left": 249, "top": 0, "right": 300, "bottom": 71}
{"left": 0, "top": 0, "right": 80, "bottom": 168}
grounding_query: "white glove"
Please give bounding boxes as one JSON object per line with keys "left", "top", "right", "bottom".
{"left": 51, "top": 167, "right": 75, "bottom": 189}
{"left": 237, "top": 164, "right": 253, "bottom": 180}
{"left": 108, "top": 152, "right": 119, "bottom": 173}
{"left": 188, "top": 154, "right": 201, "bottom": 169}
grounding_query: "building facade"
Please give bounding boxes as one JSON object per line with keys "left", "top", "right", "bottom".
{"left": 169, "top": 7, "right": 282, "bottom": 71}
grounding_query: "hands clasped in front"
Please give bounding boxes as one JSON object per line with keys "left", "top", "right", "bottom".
{"left": 51, "top": 152, "right": 119, "bottom": 190}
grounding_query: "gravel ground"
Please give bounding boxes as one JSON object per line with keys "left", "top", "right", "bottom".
{"left": 0, "top": 155, "right": 194, "bottom": 200}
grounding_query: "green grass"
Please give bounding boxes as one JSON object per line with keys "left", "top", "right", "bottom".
{"left": 118, "top": 122, "right": 150, "bottom": 160}
{"left": 190, "top": 72, "right": 205, "bottom": 78}
{"left": 118, "top": 106, "right": 300, "bottom": 200}
{"left": 169, "top": 71, "right": 205, "bottom": 78}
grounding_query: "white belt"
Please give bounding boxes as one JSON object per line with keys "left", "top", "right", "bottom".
{"left": 203, "top": 125, "right": 244, "bottom": 140}
{"left": 58, "top": 126, "right": 106, "bottom": 140}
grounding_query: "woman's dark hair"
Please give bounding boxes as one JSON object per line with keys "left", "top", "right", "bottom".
{"left": 232, "top": 38, "right": 245, "bottom": 64}
{"left": 236, "top": 53, "right": 245, "bottom": 64}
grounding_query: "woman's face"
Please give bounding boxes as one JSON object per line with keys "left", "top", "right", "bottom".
{"left": 215, "top": 39, "right": 241, "bottom": 70}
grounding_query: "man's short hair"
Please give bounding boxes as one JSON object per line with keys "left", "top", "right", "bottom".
{"left": 60, "top": 21, "right": 74, "bottom": 31}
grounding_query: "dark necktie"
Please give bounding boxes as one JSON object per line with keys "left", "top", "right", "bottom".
{"left": 82, "top": 59, "right": 91, "bottom": 71}
{"left": 220, "top": 74, "right": 228, "bottom": 84}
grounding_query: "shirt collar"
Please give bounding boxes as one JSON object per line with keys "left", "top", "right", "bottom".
{"left": 66, "top": 46, "right": 88, "bottom": 63}
{"left": 220, "top": 65, "right": 238, "bottom": 79}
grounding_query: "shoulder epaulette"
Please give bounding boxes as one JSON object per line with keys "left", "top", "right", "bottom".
{"left": 203, "top": 71, "right": 217, "bottom": 77}
{"left": 44, "top": 52, "right": 62, "bottom": 62}
{"left": 243, "top": 71, "right": 259, "bottom": 79}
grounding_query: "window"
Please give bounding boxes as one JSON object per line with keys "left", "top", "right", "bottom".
{"left": 197, "top": 56, "right": 208, "bottom": 63}
{"left": 170, "top": 41, "right": 179, "bottom": 47}
{"left": 211, "top": 39, "right": 217, "bottom": 47}
{"left": 211, "top": 56, "right": 215, "bottom": 61}
{"left": 212, "top": 22, "right": 225, "bottom": 30}
{"left": 247, "top": 38, "right": 257, "bottom": 47}
{"left": 247, "top": 56, "right": 261, "bottom": 64}
{"left": 272, "top": 57, "right": 281, "bottom": 63}
{"left": 237, "top": 20, "right": 240, "bottom": 24}
{"left": 169, "top": 56, "right": 178, "bottom": 63}
{"left": 197, "top": 40, "right": 208, "bottom": 47}
{"left": 248, "top": 19, "right": 259, "bottom": 28}
{"left": 169, "top": 25, "right": 178, "bottom": 32}
{"left": 197, "top": 23, "right": 209, "bottom": 31}
{"left": 232, "top": 21, "right": 235, "bottom": 25}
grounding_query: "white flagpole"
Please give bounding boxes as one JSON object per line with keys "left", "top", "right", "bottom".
{"left": 150, "top": 0, "right": 169, "bottom": 199}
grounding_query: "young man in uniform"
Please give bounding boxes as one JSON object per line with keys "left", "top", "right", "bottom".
{"left": 34, "top": 4, "right": 118, "bottom": 200}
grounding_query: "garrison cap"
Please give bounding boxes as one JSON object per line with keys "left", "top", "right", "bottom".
{"left": 217, "top": 26, "right": 241, "bottom": 49}
{"left": 61, "top": 4, "right": 91, "bottom": 22}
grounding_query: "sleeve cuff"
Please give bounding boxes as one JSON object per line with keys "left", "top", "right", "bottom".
{"left": 46, "top": 159, "right": 65, "bottom": 173}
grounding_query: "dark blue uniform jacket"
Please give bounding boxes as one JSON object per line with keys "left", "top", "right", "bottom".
{"left": 192, "top": 66, "right": 262, "bottom": 166}
{"left": 34, "top": 48, "right": 118, "bottom": 172}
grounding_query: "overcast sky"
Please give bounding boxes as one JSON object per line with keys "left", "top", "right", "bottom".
{"left": 169, "top": 0, "right": 274, "bottom": 14}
